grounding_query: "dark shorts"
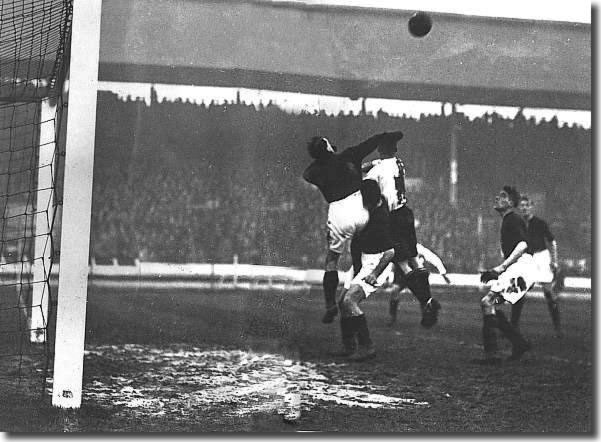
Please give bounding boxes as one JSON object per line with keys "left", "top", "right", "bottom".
{"left": 389, "top": 205, "right": 418, "bottom": 262}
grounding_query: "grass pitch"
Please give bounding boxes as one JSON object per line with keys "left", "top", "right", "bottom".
{"left": 0, "top": 284, "right": 593, "bottom": 432}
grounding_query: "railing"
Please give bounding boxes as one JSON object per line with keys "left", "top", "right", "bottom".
{"left": 1, "top": 258, "right": 590, "bottom": 294}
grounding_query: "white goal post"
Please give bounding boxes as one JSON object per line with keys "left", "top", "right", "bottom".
{"left": 30, "top": 100, "right": 57, "bottom": 344}
{"left": 51, "top": 0, "right": 103, "bottom": 409}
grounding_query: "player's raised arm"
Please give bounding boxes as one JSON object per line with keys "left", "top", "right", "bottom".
{"left": 342, "top": 131, "right": 404, "bottom": 163}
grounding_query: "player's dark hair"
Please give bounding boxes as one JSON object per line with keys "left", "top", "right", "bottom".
{"left": 307, "top": 136, "right": 335, "bottom": 159}
{"left": 520, "top": 195, "right": 530, "bottom": 203}
{"left": 503, "top": 185, "right": 520, "bottom": 207}
{"left": 361, "top": 179, "right": 381, "bottom": 209}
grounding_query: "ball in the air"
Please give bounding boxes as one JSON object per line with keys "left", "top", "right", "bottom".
{"left": 408, "top": 11, "right": 432, "bottom": 37}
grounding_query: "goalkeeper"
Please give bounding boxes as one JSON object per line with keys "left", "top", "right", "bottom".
{"left": 303, "top": 131, "right": 404, "bottom": 324}
{"left": 477, "top": 186, "right": 536, "bottom": 365}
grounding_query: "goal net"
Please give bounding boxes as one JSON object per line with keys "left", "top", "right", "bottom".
{"left": 0, "top": 0, "right": 72, "bottom": 398}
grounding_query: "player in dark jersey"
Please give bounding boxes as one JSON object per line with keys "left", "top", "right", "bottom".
{"left": 511, "top": 196, "right": 562, "bottom": 337}
{"left": 335, "top": 179, "right": 395, "bottom": 362}
{"left": 477, "top": 186, "right": 534, "bottom": 365}
{"left": 362, "top": 137, "right": 441, "bottom": 328}
{"left": 303, "top": 131, "right": 404, "bottom": 324}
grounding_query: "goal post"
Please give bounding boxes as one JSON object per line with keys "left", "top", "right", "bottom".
{"left": 30, "top": 99, "right": 57, "bottom": 344}
{"left": 1, "top": 0, "right": 75, "bottom": 400}
{"left": 51, "top": 0, "right": 102, "bottom": 409}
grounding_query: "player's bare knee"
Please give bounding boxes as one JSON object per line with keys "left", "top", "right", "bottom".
{"left": 396, "top": 260, "right": 412, "bottom": 274}
{"left": 340, "top": 286, "right": 364, "bottom": 315}
{"left": 339, "top": 289, "right": 355, "bottom": 315}
{"left": 481, "top": 292, "right": 496, "bottom": 313}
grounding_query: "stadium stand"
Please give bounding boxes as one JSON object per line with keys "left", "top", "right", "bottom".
{"left": 86, "top": 90, "right": 590, "bottom": 276}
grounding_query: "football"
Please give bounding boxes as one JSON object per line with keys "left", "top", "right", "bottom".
{"left": 408, "top": 11, "right": 432, "bottom": 37}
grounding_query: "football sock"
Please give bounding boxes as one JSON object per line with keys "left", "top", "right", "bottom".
{"left": 545, "top": 291, "right": 561, "bottom": 332}
{"left": 355, "top": 314, "right": 373, "bottom": 348}
{"left": 495, "top": 310, "right": 528, "bottom": 348}
{"left": 511, "top": 297, "right": 526, "bottom": 328}
{"left": 339, "top": 317, "right": 357, "bottom": 353}
{"left": 482, "top": 314, "right": 498, "bottom": 356}
{"left": 323, "top": 271, "right": 339, "bottom": 310}
{"left": 405, "top": 268, "right": 431, "bottom": 306}
{"left": 388, "top": 299, "right": 399, "bottom": 319}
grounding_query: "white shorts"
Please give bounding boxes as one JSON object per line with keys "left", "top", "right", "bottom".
{"left": 326, "top": 191, "right": 369, "bottom": 254}
{"left": 344, "top": 253, "right": 395, "bottom": 297}
{"left": 488, "top": 254, "right": 536, "bottom": 304}
{"left": 532, "top": 250, "right": 554, "bottom": 284}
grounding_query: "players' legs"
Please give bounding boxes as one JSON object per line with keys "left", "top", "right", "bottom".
{"left": 386, "top": 271, "right": 406, "bottom": 327}
{"left": 322, "top": 198, "right": 368, "bottom": 324}
{"left": 480, "top": 291, "right": 500, "bottom": 362}
{"left": 393, "top": 260, "right": 441, "bottom": 327}
{"left": 322, "top": 192, "right": 369, "bottom": 324}
{"left": 403, "top": 266, "right": 440, "bottom": 328}
{"left": 391, "top": 206, "right": 440, "bottom": 327}
{"left": 330, "top": 289, "right": 356, "bottom": 357}
{"left": 480, "top": 290, "right": 530, "bottom": 363}
{"left": 322, "top": 250, "right": 341, "bottom": 323}
{"left": 403, "top": 266, "right": 431, "bottom": 306}
{"left": 350, "top": 237, "right": 362, "bottom": 277}
{"left": 510, "top": 296, "right": 527, "bottom": 330}
{"left": 542, "top": 281, "right": 562, "bottom": 337}
{"left": 339, "top": 285, "right": 375, "bottom": 361}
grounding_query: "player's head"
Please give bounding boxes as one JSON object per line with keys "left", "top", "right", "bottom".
{"left": 360, "top": 179, "right": 382, "bottom": 210}
{"left": 518, "top": 195, "right": 534, "bottom": 218}
{"left": 494, "top": 185, "right": 520, "bottom": 212}
{"left": 307, "top": 136, "right": 337, "bottom": 159}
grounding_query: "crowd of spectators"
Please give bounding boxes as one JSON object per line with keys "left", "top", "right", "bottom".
{"left": 88, "top": 90, "right": 591, "bottom": 276}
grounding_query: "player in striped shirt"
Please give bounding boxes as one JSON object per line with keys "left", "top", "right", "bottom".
{"left": 511, "top": 195, "right": 563, "bottom": 337}
{"left": 303, "top": 131, "right": 404, "bottom": 324}
{"left": 362, "top": 137, "right": 441, "bottom": 328}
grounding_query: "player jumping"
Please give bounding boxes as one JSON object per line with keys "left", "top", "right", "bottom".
{"left": 511, "top": 195, "right": 563, "bottom": 337}
{"left": 478, "top": 186, "right": 534, "bottom": 365}
{"left": 362, "top": 136, "right": 441, "bottom": 328}
{"left": 335, "top": 179, "right": 395, "bottom": 361}
{"left": 303, "top": 131, "right": 404, "bottom": 324}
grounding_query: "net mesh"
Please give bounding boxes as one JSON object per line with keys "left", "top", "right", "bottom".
{"left": 0, "top": 0, "right": 72, "bottom": 398}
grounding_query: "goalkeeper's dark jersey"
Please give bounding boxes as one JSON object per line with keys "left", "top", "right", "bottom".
{"left": 500, "top": 211, "right": 528, "bottom": 259}
{"left": 303, "top": 135, "right": 382, "bottom": 203}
